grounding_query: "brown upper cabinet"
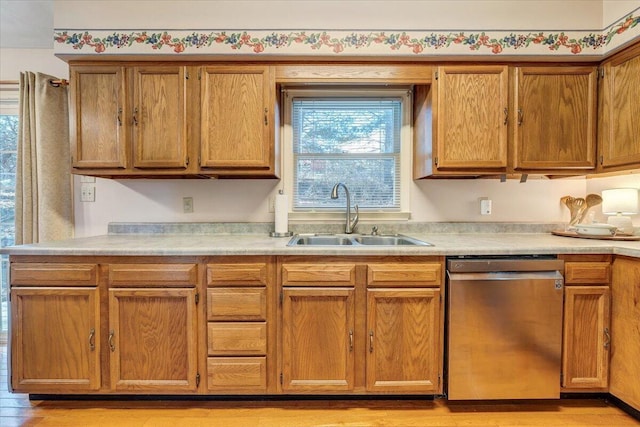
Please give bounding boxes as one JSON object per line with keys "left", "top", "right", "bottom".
{"left": 414, "top": 64, "right": 598, "bottom": 178}
{"left": 199, "top": 65, "right": 277, "bottom": 176}
{"left": 598, "top": 43, "right": 640, "bottom": 173}
{"left": 69, "top": 63, "right": 279, "bottom": 178}
{"left": 513, "top": 66, "right": 597, "bottom": 172}
{"left": 70, "top": 65, "right": 128, "bottom": 169}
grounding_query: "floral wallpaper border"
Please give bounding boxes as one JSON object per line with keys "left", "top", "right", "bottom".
{"left": 53, "top": 13, "right": 639, "bottom": 57}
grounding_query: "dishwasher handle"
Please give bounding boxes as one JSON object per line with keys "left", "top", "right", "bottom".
{"left": 448, "top": 270, "right": 564, "bottom": 288}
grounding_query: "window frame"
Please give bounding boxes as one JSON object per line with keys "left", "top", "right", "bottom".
{"left": 282, "top": 86, "right": 413, "bottom": 223}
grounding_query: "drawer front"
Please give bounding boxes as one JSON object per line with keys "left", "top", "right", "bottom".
{"left": 208, "top": 322, "right": 267, "bottom": 355}
{"left": 207, "top": 263, "right": 268, "bottom": 287}
{"left": 207, "top": 287, "right": 266, "bottom": 321}
{"left": 282, "top": 263, "right": 356, "bottom": 286}
{"left": 108, "top": 263, "right": 197, "bottom": 287}
{"left": 565, "top": 262, "right": 611, "bottom": 284}
{"left": 10, "top": 263, "right": 98, "bottom": 286}
{"left": 367, "top": 263, "right": 442, "bottom": 287}
{"left": 207, "top": 357, "right": 267, "bottom": 391}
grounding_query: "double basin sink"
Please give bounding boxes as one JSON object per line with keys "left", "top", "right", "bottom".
{"left": 288, "top": 233, "right": 433, "bottom": 246}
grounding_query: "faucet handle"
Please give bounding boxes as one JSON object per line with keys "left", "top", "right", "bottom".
{"left": 371, "top": 226, "right": 378, "bottom": 236}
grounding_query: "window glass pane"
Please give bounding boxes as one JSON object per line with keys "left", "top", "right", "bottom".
{"left": 1, "top": 113, "right": 18, "bottom": 335}
{"left": 292, "top": 97, "right": 402, "bottom": 211}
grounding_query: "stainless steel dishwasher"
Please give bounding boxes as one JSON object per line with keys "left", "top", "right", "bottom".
{"left": 446, "top": 256, "right": 564, "bottom": 400}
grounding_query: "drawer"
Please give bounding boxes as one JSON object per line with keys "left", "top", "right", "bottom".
{"left": 282, "top": 263, "right": 356, "bottom": 286}
{"left": 565, "top": 262, "right": 611, "bottom": 284}
{"left": 208, "top": 322, "right": 267, "bottom": 355}
{"left": 108, "top": 263, "right": 197, "bottom": 287}
{"left": 207, "top": 287, "right": 266, "bottom": 321}
{"left": 367, "top": 263, "right": 442, "bottom": 287}
{"left": 10, "top": 263, "right": 98, "bottom": 286}
{"left": 207, "top": 357, "right": 267, "bottom": 391}
{"left": 207, "top": 263, "right": 268, "bottom": 287}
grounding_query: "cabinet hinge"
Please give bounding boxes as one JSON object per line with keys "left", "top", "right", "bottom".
{"left": 185, "top": 156, "right": 190, "bottom": 166}
{"left": 195, "top": 292, "right": 200, "bottom": 305}
{"left": 185, "top": 72, "right": 190, "bottom": 80}
{"left": 560, "top": 372, "right": 563, "bottom": 385}
{"left": 438, "top": 374, "right": 441, "bottom": 387}
{"left": 198, "top": 69, "right": 202, "bottom": 80}
{"left": 434, "top": 157, "right": 439, "bottom": 167}
{"left": 600, "top": 155, "right": 604, "bottom": 165}
{"left": 435, "top": 70, "right": 439, "bottom": 80}
{"left": 599, "top": 68, "right": 605, "bottom": 79}
{"left": 280, "top": 373, "right": 283, "bottom": 385}
{"left": 196, "top": 372, "right": 201, "bottom": 387}
{"left": 279, "top": 290, "right": 283, "bottom": 306}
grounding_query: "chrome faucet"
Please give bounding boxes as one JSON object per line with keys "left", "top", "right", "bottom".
{"left": 330, "top": 182, "right": 359, "bottom": 234}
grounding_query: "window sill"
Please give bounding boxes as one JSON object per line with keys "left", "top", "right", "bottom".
{"left": 288, "top": 211, "right": 411, "bottom": 223}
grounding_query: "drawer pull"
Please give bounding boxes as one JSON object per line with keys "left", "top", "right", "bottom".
{"left": 108, "top": 329, "right": 115, "bottom": 352}
{"left": 349, "top": 330, "right": 354, "bottom": 352}
{"left": 604, "top": 327, "right": 610, "bottom": 349}
{"left": 369, "top": 331, "right": 374, "bottom": 353}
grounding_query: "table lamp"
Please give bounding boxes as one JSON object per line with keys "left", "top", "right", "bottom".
{"left": 602, "top": 188, "right": 639, "bottom": 235}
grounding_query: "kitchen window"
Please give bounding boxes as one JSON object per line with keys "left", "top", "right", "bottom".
{"left": 282, "top": 87, "right": 412, "bottom": 221}
{"left": 0, "top": 83, "right": 18, "bottom": 341}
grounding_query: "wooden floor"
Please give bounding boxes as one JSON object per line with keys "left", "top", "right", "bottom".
{"left": 1, "top": 346, "right": 638, "bottom": 427}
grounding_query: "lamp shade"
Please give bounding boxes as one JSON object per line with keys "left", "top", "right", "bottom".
{"left": 602, "top": 188, "right": 639, "bottom": 215}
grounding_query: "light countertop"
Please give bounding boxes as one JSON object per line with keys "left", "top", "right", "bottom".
{"left": 2, "top": 232, "right": 639, "bottom": 258}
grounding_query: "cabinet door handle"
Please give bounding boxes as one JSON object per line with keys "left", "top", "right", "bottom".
{"left": 369, "top": 331, "right": 374, "bottom": 353}
{"left": 117, "top": 107, "right": 122, "bottom": 126}
{"left": 133, "top": 108, "right": 139, "bottom": 126}
{"left": 88, "top": 328, "right": 95, "bottom": 351}
{"left": 349, "top": 330, "right": 353, "bottom": 352}
{"left": 503, "top": 108, "right": 508, "bottom": 125}
{"left": 108, "top": 329, "right": 116, "bottom": 352}
{"left": 604, "top": 327, "right": 610, "bottom": 349}
{"left": 264, "top": 108, "right": 268, "bottom": 126}
{"left": 517, "top": 108, "right": 523, "bottom": 126}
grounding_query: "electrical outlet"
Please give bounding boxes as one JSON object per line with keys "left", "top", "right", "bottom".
{"left": 480, "top": 198, "right": 492, "bottom": 215}
{"left": 80, "top": 184, "right": 95, "bottom": 202}
{"left": 183, "top": 197, "right": 194, "bottom": 213}
{"left": 80, "top": 176, "right": 96, "bottom": 183}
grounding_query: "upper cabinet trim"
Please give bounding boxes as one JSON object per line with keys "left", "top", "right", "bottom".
{"left": 53, "top": 13, "right": 639, "bottom": 59}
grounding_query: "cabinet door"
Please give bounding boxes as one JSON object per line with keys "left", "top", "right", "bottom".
{"left": 132, "top": 66, "right": 188, "bottom": 168}
{"left": 199, "top": 65, "right": 273, "bottom": 171}
{"left": 610, "top": 257, "right": 640, "bottom": 410}
{"left": 513, "top": 67, "right": 597, "bottom": 171}
{"left": 281, "top": 287, "right": 355, "bottom": 392}
{"left": 109, "top": 288, "right": 198, "bottom": 392}
{"left": 599, "top": 45, "right": 640, "bottom": 170}
{"left": 366, "top": 288, "right": 441, "bottom": 393}
{"left": 434, "top": 66, "right": 508, "bottom": 170}
{"left": 11, "top": 287, "right": 100, "bottom": 392}
{"left": 562, "top": 286, "right": 610, "bottom": 389}
{"left": 70, "top": 65, "right": 127, "bottom": 168}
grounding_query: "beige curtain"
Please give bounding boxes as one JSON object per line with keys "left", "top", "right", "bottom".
{"left": 16, "top": 72, "right": 73, "bottom": 244}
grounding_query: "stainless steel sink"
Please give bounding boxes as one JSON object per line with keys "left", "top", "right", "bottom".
{"left": 287, "top": 234, "right": 433, "bottom": 247}
{"left": 291, "top": 235, "right": 353, "bottom": 246}
{"left": 353, "top": 235, "right": 432, "bottom": 246}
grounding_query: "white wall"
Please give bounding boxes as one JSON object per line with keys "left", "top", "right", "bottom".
{"left": 54, "top": 1, "right": 604, "bottom": 31}
{"left": 6, "top": 1, "right": 640, "bottom": 237}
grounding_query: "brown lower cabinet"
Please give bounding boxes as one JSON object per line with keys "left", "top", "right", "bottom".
{"left": 610, "top": 256, "right": 640, "bottom": 411}
{"left": 560, "top": 255, "right": 612, "bottom": 391}
{"left": 279, "top": 257, "right": 444, "bottom": 394}
{"left": 7, "top": 253, "right": 637, "bottom": 408}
